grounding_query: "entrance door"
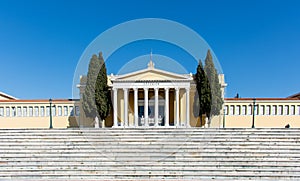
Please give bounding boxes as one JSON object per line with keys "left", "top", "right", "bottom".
{"left": 138, "top": 99, "right": 165, "bottom": 126}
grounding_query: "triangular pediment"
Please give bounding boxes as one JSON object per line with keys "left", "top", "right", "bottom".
{"left": 111, "top": 66, "right": 192, "bottom": 82}
{"left": 0, "top": 91, "right": 17, "bottom": 100}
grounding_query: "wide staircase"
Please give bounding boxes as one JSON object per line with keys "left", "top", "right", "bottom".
{"left": 0, "top": 128, "right": 299, "bottom": 180}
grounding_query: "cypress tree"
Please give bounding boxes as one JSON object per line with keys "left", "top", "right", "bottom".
{"left": 204, "top": 50, "right": 223, "bottom": 123}
{"left": 95, "top": 52, "right": 111, "bottom": 121}
{"left": 82, "top": 54, "right": 99, "bottom": 118}
{"left": 193, "top": 60, "right": 211, "bottom": 126}
{"left": 82, "top": 52, "right": 111, "bottom": 122}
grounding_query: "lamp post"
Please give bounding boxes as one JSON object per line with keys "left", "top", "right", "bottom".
{"left": 49, "top": 98, "right": 53, "bottom": 129}
{"left": 251, "top": 98, "right": 258, "bottom": 128}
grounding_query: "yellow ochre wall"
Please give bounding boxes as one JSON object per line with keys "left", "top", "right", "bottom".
{"left": 0, "top": 100, "right": 78, "bottom": 129}
{"left": 223, "top": 99, "right": 300, "bottom": 128}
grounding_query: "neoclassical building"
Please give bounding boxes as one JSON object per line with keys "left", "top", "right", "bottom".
{"left": 77, "top": 59, "right": 300, "bottom": 128}
{"left": 1, "top": 60, "right": 300, "bottom": 128}
{"left": 77, "top": 59, "right": 226, "bottom": 128}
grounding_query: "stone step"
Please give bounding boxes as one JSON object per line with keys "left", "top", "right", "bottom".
{"left": 1, "top": 129, "right": 300, "bottom": 134}
{"left": 0, "top": 166, "right": 299, "bottom": 171}
{"left": 0, "top": 167, "right": 300, "bottom": 173}
{"left": 2, "top": 130, "right": 300, "bottom": 134}
{"left": 0, "top": 176, "right": 298, "bottom": 181}
{"left": 1, "top": 134, "right": 299, "bottom": 139}
{"left": 0, "top": 140, "right": 299, "bottom": 144}
{"left": 0, "top": 170, "right": 299, "bottom": 177}
{"left": 1, "top": 145, "right": 299, "bottom": 150}
{"left": 0, "top": 139, "right": 298, "bottom": 144}
{"left": 1, "top": 161, "right": 300, "bottom": 166}
{"left": 2, "top": 160, "right": 300, "bottom": 165}
{"left": 2, "top": 149, "right": 299, "bottom": 154}
{"left": 1, "top": 152, "right": 300, "bottom": 158}
{"left": 1, "top": 156, "right": 299, "bottom": 163}
{"left": 0, "top": 128, "right": 299, "bottom": 180}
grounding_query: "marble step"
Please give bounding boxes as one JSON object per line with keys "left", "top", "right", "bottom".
{"left": 0, "top": 128, "right": 299, "bottom": 180}
{"left": 1, "top": 156, "right": 299, "bottom": 163}
{"left": 2, "top": 130, "right": 300, "bottom": 134}
{"left": 0, "top": 167, "right": 300, "bottom": 173}
{"left": 1, "top": 161, "right": 300, "bottom": 167}
{"left": 0, "top": 144, "right": 298, "bottom": 150}
{"left": 1, "top": 135, "right": 299, "bottom": 140}
{"left": 1, "top": 148, "right": 299, "bottom": 154}
{"left": 0, "top": 170, "right": 299, "bottom": 177}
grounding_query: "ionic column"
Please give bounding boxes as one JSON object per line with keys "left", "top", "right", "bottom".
{"left": 123, "top": 88, "right": 128, "bottom": 127}
{"left": 164, "top": 88, "right": 169, "bottom": 127}
{"left": 175, "top": 87, "right": 180, "bottom": 127}
{"left": 185, "top": 87, "right": 190, "bottom": 127}
{"left": 154, "top": 88, "right": 159, "bottom": 127}
{"left": 113, "top": 88, "right": 118, "bottom": 127}
{"left": 134, "top": 88, "right": 138, "bottom": 127}
{"left": 144, "top": 88, "right": 149, "bottom": 127}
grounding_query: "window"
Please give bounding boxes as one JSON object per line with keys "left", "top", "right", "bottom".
{"left": 6, "top": 107, "right": 10, "bottom": 117}
{"left": 58, "top": 106, "right": 62, "bottom": 116}
{"left": 272, "top": 105, "right": 277, "bottom": 115}
{"left": 69, "top": 106, "right": 74, "bottom": 116}
{"left": 298, "top": 106, "right": 300, "bottom": 115}
{"left": 46, "top": 106, "right": 50, "bottom": 116}
{"left": 247, "top": 105, "right": 252, "bottom": 115}
{"left": 40, "top": 106, "right": 45, "bottom": 117}
{"left": 229, "top": 105, "right": 234, "bottom": 115}
{"left": 0, "top": 107, "right": 4, "bottom": 117}
{"left": 224, "top": 106, "right": 228, "bottom": 115}
{"left": 29, "top": 107, "right": 33, "bottom": 117}
{"left": 291, "top": 105, "right": 295, "bottom": 115}
{"left": 241, "top": 105, "right": 246, "bottom": 115}
{"left": 64, "top": 106, "right": 68, "bottom": 116}
{"left": 52, "top": 106, "right": 56, "bottom": 116}
{"left": 254, "top": 105, "right": 259, "bottom": 114}
{"left": 260, "top": 105, "right": 265, "bottom": 115}
{"left": 23, "top": 107, "right": 27, "bottom": 117}
{"left": 75, "top": 106, "right": 80, "bottom": 116}
{"left": 265, "top": 105, "right": 270, "bottom": 115}
{"left": 284, "top": 105, "right": 289, "bottom": 115}
{"left": 235, "top": 105, "right": 240, "bottom": 115}
{"left": 278, "top": 105, "right": 283, "bottom": 115}
{"left": 34, "top": 106, "right": 39, "bottom": 117}
{"left": 17, "top": 107, "right": 22, "bottom": 117}
{"left": 12, "top": 107, "right": 16, "bottom": 117}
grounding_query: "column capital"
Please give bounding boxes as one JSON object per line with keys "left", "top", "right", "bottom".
{"left": 133, "top": 88, "right": 138, "bottom": 91}
{"left": 185, "top": 87, "right": 190, "bottom": 91}
{"left": 175, "top": 87, "right": 180, "bottom": 91}
{"left": 143, "top": 87, "right": 149, "bottom": 91}
{"left": 123, "top": 88, "right": 128, "bottom": 91}
{"left": 154, "top": 87, "right": 159, "bottom": 91}
{"left": 113, "top": 87, "right": 118, "bottom": 91}
{"left": 164, "top": 87, "right": 169, "bottom": 91}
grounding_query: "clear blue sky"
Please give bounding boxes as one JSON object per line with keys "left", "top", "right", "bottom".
{"left": 0, "top": 0, "right": 299, "bottom": 99}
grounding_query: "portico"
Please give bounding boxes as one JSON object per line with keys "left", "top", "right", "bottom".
{"left": 110, "top": 60, "right": 193, "bottom": 128}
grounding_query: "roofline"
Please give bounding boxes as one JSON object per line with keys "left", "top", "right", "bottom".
{"left": 0, "top": 92, "right": 18, "bottom": 100}
{"left": 287, "top": 92, "right": 300, "bottom": 99}
{"left": 0, "top": 99, "right": 79, "bottom": 103}
{"left": 225, "top": 98, "right": 299, "bottom": 101}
